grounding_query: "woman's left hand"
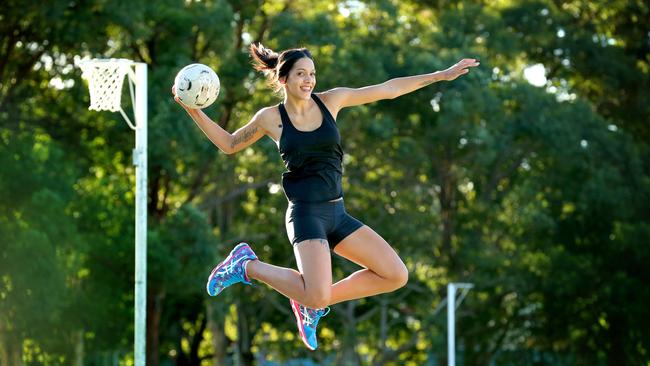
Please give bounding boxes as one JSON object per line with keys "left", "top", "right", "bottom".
{"left": 441, "top": 58, "right": 480, "bottom": 81}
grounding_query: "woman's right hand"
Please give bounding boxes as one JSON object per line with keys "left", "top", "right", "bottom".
{"left": 171, "top": 84, "right": 190, "bottom": 110}
{"left": 440, "top": 58, "right": 480, "bottom": 81}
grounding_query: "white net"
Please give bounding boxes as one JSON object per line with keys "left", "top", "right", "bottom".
{"left": 80, "top": 59, "right": 133, "bottom": 112}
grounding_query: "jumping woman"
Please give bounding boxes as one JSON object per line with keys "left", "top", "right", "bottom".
{"left": 172, "top": 43, "right": 479, "bottom": 350}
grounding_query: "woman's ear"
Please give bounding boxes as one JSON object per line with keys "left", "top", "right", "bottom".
{"left": 278, "top": 76, "right": 287, "bottom": 85}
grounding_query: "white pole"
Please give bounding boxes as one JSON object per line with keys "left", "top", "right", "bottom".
{"left": 447, "top": 283, "right": 473, "bottom": 366}
{"left": 447, "top": 283, "right": 456, "bottom": 366}
{"left": 133, "top": 62, "right": 148, "bottom": 366}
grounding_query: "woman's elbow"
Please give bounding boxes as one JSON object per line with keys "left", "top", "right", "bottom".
{"left": 217, "top": 143, "right": 236, "bottom": 155}
{"left": 221, "top": 136, "right": 237, "bottom": 154}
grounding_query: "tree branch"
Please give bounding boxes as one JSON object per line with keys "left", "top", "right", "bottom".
{"left": 198, "top": 179, "right": 274, "bottom": 211}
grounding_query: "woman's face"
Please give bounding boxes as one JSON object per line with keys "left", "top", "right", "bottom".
{"left": 283, "top": 57, "right": 316, "bottom": 100}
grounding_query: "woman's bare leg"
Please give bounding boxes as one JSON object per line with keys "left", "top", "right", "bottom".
{"left": 245, "top": 227, "right": 407, "bottom": 308}
{"left": 329, "top": 226, "right": 408, "bottom": 305}
{"left": 245, "top": 238, "right": 332, "bottom": 309}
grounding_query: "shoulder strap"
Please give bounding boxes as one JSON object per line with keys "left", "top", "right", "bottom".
{"left": 311, "top": 94, "right": 336, "bottom": 123}
{"left": 277, "top": 103, "right": 295, "bottom": 130}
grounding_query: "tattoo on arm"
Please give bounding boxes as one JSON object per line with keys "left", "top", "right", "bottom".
{"left": 231, "top": 125, "right": 259, "bottom": 149}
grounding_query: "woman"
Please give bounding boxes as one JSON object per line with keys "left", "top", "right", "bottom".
{"left": 173, "top": 43, "right": 479, "bottom": 350}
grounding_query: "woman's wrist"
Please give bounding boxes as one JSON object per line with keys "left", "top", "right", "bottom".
{"left": 435, "top": 70, "right": 450, "bottom": 81}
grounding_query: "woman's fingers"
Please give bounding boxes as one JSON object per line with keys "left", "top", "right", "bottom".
{"left": 456, "top": 59, "right": 479, "bottom": 68}
{"left": 460, "top": 59, "right": 480, "bottom": 68}
{"left": 171, "top": 85, "right": 190, "bottom": 109}
{"left": 453, "top": 59, "right": 480, "bottom": 76}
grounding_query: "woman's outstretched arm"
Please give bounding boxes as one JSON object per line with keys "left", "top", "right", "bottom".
{"left": 321, "top": 58, "right": 480, "bottom": 111}
{"left": 173, "top": 86, "right": 267, "bottom": 154}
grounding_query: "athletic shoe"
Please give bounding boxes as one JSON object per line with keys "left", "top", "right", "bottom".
{"left": 206, "top": 243, "right": 257, "bottom": 296}
{"left": 290, "top": 299, "right": 330, "bottom": 351}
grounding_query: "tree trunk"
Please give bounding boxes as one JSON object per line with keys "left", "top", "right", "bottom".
{"left": 236, "top": 301, "right": 254, "bottom": 366}
{"left": 0, "top": 325, "right": 8, "bottom": 366}
{"left": 378, "top": 300, "right": 388, "bottom": 350}
{"left": 373, "top": 300, "right": 389, "bottom": 365}
{"left": 10, "top": 339, "right": 22, "bottom": 366}
{"left": 147, "top": 290, "right": 166, "bottom": 366}
{"left": 338, "top": 302, "right": 360, "bottom": 366}
{"left": 437, "top": 153, "right": 456, "bottom": 266}
{"left": 74, "top": 329, "right": 84, "bottom": 366}
{"left": 606, "top": 313, "right": 626, "bottom": 366}
{"left": 188, "top": 314, "right": 207, "bottom": 366}
{"left": 206, "top": 194, "right": 238, "bottom": 366}
{"left": 206, "top": 301, "right": 229, "bottom": 366}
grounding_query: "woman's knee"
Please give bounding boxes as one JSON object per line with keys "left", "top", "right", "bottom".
{"left": 303, "top": 286, "right": 331, "bottom": 309}
{"left": 387, "top": 260, "right": 409, "bottom": 289}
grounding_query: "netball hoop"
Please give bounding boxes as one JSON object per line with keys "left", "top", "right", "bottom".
{"left": 80, "top": 58, "right": 148, "bottom": 366}
{"left": 81, "top": 59, "right": 138, "bottom": 126}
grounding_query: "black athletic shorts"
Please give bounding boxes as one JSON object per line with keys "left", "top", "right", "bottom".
{"left": 285, "top": 199, "right": 364, "bottom": 250}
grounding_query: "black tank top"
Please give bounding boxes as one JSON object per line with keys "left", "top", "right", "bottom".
{"left": 278, "top": 94, "right": 344, "bottom": 203}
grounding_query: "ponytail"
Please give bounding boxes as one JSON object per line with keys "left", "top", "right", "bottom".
{"left": 249, "top": 42, "right": 279, "bottom": 73}
{"left": 249, "top": 42, "right": 313, "bottom": 92}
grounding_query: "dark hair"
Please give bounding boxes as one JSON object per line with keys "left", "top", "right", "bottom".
{"left": 249, "top": 42, "right": 313, "bottom": 92}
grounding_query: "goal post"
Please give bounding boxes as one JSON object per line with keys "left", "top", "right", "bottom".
{"left": 79, "top": 58, "right": 148, "bottom": 366}
{"left": 447, "top": 282, "right": 473, "bottom": 366}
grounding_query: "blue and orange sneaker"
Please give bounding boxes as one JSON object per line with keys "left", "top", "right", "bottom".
{"left": 206, "top": 243, "right": 258, "bottom": 296}
{"left": 290, "top": 299, "right": 330, "bottom": 351}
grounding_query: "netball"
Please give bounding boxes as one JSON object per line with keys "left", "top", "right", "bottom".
{"left": 173, "top": 63, "right": 220, "bottom": 109}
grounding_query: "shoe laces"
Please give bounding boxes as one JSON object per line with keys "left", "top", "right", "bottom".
{"left": 300, "top": 305, "right": 330, "bottom": 327}
{"left": 217, "top": 256, "right": 247, "bottom": 278}
{"left": 217, "top": 262, "right": 235, "bottom": 278}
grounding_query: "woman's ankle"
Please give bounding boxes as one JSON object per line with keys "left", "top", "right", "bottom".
{"left": 244, "top": 259, "right": 259, "bottom": 280}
